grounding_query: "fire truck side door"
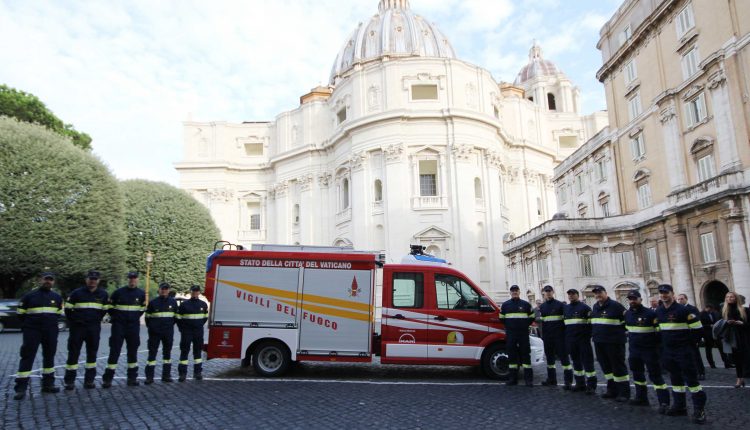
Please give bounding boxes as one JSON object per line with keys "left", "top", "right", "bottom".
{"left": 427, "top": 274, "right": 490, "bottom": 361}
{"left": 381, "top": 272, "right": 429, "bottom": 360}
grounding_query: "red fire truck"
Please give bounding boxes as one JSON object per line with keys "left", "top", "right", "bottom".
{"left": 203, "top": 245, "right": 542, "bottom": 378}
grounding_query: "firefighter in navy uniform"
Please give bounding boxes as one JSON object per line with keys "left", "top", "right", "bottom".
{"left": 538, "top": 285, "right": 573, "bottom": 388}
{"left": 656, "top": 284, "right": 707, "bottom": 424}
{"left": 590, "top": 285, "right": 630, "bottom": 402}
{"left": 103, "top": 271, "right": 146, "bottom": 387}
{"left": 177, "top": 285, "right": 209, "bottom": 381}
{"left": 144, "top": 282, "right": 178, "bottom": 384}
{"left": 63, "top": 270, "right": 108, "bottom": 390}
{"left": 563, "top": 289, "right": 597, "bottom": 394}
{"left": 677, "top": 293, "right": 706, "bottom": 380}
{"left": 499, "top": 285, "right": 534, "bottom": 386}
{"left": 13, "top": 272, "right": 63, "bottom": 400}
{"left": 624, "top": 290, "right": 669, "bottom": 407}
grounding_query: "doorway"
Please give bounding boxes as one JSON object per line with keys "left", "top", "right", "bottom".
{"left": 702, "top": 281, "right": 729, "bottom": 308}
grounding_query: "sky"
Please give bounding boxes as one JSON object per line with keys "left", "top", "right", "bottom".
{"left": 0, "top": 0, "right": 623, "bottom": 185}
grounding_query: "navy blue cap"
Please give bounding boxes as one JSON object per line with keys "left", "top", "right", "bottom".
{"left": 41, "top": 272, "right": 56, "bottom": 279}
{"left": 542, "top": 285, "right": 554, "bottom": 292}
{"left": 658, "top": 284, "right": 674, "bottom": 293}
{"left": 509, "top": 285, "right": 520, "bottom": 291}
{"left": 126, "top": 271, "right": 139, "bottom": 279}
{"left": 591, "top": 285, "right": 606, "bottom": 293}
{"left": 86, "top": 270, "right": 101, "bottom": 279}
{"left": 158, "top": 282, "right": 170, "bottom": 290}
{"left": 626, "top": 290, "right": 641, "bottom": 299}
{"left": 566, "top": 289, "right": 579, "bottom": 295}
{"left": 190, "top": 285, "right": 201, "bottom": 292}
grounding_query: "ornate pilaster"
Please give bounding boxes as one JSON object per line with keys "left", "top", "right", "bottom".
{"left": 659, "top": 102, "right": 687, "bottom": 192}
{"left": 707, "top": 68, "right": 740, "bottom": 172}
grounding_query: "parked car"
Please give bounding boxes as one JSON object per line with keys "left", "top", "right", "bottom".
{"left": 0, "top": 299, "right": 68, "bottom": 333}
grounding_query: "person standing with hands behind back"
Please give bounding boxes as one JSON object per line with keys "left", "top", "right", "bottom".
{"left": 722, "top": 292, "right": 749, "bottom": 388}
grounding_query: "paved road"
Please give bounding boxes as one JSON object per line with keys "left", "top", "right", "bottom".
{"left": 1, "top": 326, "right": 748, "bottom": 429}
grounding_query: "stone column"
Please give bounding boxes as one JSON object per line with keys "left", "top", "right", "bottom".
{"left": 708, "top": 69, "right": 741, "bottom": 173}
{"left": 659, "top": 104, "right": 687, "bottom": 192}
{"left": 724, "top": 211, "right": 750, "bottom": 300}
{"left": 666, "top": 222, "right": 696, "bottom": 303}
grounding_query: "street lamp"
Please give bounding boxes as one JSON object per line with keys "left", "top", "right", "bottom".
{"left": 145, "top": 250, "right": 154, "bottom": 304}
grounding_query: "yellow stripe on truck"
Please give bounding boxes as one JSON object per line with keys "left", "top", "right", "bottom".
{"left": 276, "top": 299, "right": 371, "bottom": 323}
{"left": 219, "top": 279, "right": 371, "bottom": 312}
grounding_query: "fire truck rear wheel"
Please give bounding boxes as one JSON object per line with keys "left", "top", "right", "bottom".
{"left": 252, "top": 341, "right": 291, "bottom": 377}
{"left": 481, "top": 343, "right": 509, "bottom": 380}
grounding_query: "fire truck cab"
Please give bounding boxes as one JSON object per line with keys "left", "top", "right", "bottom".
{"left": 204, "top": 246, "right": 514, "bottom": 379}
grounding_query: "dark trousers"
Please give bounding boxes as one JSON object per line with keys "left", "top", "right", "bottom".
{"left": 178, "top": 328, "right": 204, "bottom": 376}
{"left": 14, "top": 326, "right": 58, "bottom": 392}
{"left": 542, "top": 330, "right": 572, "bottom": 384}
{"left": 662, "top": 346, "right": 707, "bottom": 410}
{"left": 629, "top": 346, "right": 669, "bottom": 405}
{"left": 732, "top": 347, "right": 747, "bottom": 378}
{"left": 145, "top": 330, "right": 173, "bottom": 380}
{"left": 506, "top": 330, "right": 532, "bottom": 383}
{"left": 104, "top": 322, "right": 141, "bottom": 381}
{"left": 702, "top": 329, "right": 731, "bottom": 368}
{"left": 64, "top": 323, "right": 101, "bottom": 385}
{"left": 691, "top": 343, "right": 705, "bottom": 375}
{"left": 567, "top": 336, "right": 597, "bottom": 388}
{"left": 594, "top": 342, "right": 630, "bottom": 398}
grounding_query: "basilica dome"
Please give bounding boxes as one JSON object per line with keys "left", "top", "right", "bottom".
{"left": 514, "top": 42, "right": 564, "bottom": 85}
{"left": 329, "top": 0, "right": 456, "bottom": 84}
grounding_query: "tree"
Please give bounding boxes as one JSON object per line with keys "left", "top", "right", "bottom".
{"left": 121, "top": 180, "right": 220, "bottom": 294}
{"left": 0, "top": 117, "right": 126, "bottom": 298}
{"left": 0, "top": 84, "right": 92, "bottom": 150}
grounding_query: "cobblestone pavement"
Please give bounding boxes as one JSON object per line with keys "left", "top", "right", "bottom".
{"left": 1, "top": 326, "right": 748, "bottom": 429}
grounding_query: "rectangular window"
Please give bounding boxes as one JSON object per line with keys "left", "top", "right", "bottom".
{"left": 601, "top": 202, "right": 610, "bottom": 217}
{"left": 619, "top": 25, "right": 633, "bottom": 46}
{"left": 537, "top": 257, "right": 549, "bottom": 281}
{"left": 682, "top": 47, "right": 700, "bottom": 80}
{"left": 337, "top": 108, "right": 347, "bottom": 124}
{"left": 575, "top": 174, "right": 584, "bottom": 195}
{"left": 579, "top": 254, "right": 595, "bottom": 277}
{"left": 524, "top": 262, "right": 533, "bottom": 283}
{"left": 614, "top": 251, "right": 634, "bottom": 276}
{"left": 685, "top": 93, "right": 708, "bottom": 128}
{"left": 559, "top": 136, "right": 578, "bottom": 148}
{"left": 645, "top": 246, "right": 659, "bottom": 272}
{"left": 435, "top": 275, "right": 479, "bottom": 310}
{"left": 637, "top": 183, "right": 652, "bottom": 209}
{"left": 628, "top": 93, "right": 642, "bottom": 121}
{"left": 244, "top": 143, "right": 263, "bottom": 156}
{"left": 697, "top": 154, "right": 715, "bottom": 182}
{"left": 411, "top": 84, "right": 438, "bottom": 100}
{"left": 595, "top": 159, "right": 607, "bottom": 181}
{"left": 700, "top": 232, "right": 718, "bottom": 263}
{"left": 392, "top": 273, "right": 424, "bottom": 308}
{"left": 676, "top": 4, "right": 695, "bottom": 37}
{"left": 247, "top": 202, "right": 261, "bottom": 230}
{"left": 624, "top": 60, "right": 637, "bottom": 85}
{"left": 559, "top": 186, "right": 567, "bottom": 204}
{"left": 419, "top": 160, "right": 438, "bottom": 196}
{"left": 631, "top": 134, "right": 646, "bottom": 160}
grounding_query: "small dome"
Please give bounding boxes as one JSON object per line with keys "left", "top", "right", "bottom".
{"left": 329, "top": 0, "right": 456, "bottom": 84}
{"left": 514, "top": 42, "right": 563, "bottom": 85}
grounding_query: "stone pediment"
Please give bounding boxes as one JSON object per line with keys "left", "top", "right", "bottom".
{"left": 413, "top": 226, "right": 451, "bottom": 239}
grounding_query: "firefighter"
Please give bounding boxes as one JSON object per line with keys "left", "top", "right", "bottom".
{"left": 677, "top": 293, "right": 706, "bottom": 380}
{"left": 563, "top": 289, "right": 597, "bottom": 394}
{"left": 538, "top": 285, "right": 573, "bottom": 388}
{"left": 499, "top": 285, "right": 534, "bottom": 386}
{"left": 144, "top": 282, "right": 178, "bottom": 384}
{"left": 590, "top": 285, "right": 629, "bottom": 401}
{"left": 656, "top": 284, "right": 707, "bottom": 424}
{"left": 103, "top": 271, "right": 146, "bottom": 387}
{"left": 13, "top": 272, "right": 64, "bottom": 400}
{"left": 624, "top": 290, "right": 669, "bottom": 407}
{"left": 63, "top": 270, "right": 109, "bottom": 390}
{"left": 177, "top": 285, "right": 209, "bottom": 381}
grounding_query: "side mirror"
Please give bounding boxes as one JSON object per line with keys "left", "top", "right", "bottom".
{"left": 479, "top": 296, "right": 495, "bottom": 312}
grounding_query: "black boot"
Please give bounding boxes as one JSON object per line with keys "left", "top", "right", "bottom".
{"left": 563, "top": 368, "right": 573, "bottom": 390}
{"left": 601, "top": 380, "right": 617, "bottom": 399}
{"left": 13, "top": 378, "right": 29, "bottom": 400}
{"left": 572, "top": 375, "right": 586, "bottom": 392}
{"left": 162, "top": 363, "right": 173, "bottom": 382}
{"left": 692, "top": 409, "right": 707, "bottom": 424}
{"left": 63, "top": 369, "right": 76, "bottom": 390}
{"left": 523, "top": 367, "right": 533, "bottom": 387}
{"left": 629, "top": 385, "right": 649, "bottom": 406}
{"left": 585, "top": 376, "right": 597, "bottom": 395}
{"left": 505, "top": 368, "right": 519, "bottom": 386}
{"left": 102, "top": 368, "right": 115, "bottom": 388}
{"left": 541, "top": 367, "right": 557, "bottom": 386}
{"left": 615, "top": 381, "right": 630, "bottom": 403}
{"left": 667, "top": 392, "right": 688, "bottom": 416}
{"left": 41, "top": 373, "right": 59, "bottom": 393}
{"left": 145, "top": 363, "right": 155, "bottom": 385}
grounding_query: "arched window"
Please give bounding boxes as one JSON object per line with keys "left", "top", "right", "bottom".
{"left": 342, "top": 178, "right": 350, "bottom": 209}
{"left": 426, "top": 245, "right": 441, "bottom": 258}
{"left": 477, "top": 222, "right": 487, "bottom": 248}
{"left": 547, "top": 93, "right": 557, "bottom": 111}
{"left": 374, "top": 179, "right": 383, "bottom": 202}
{"left": 474, "top": 178, "right": 483, "bottom": 199}
{"left": 536, "top": 197, "right": 543, "bottom": 217}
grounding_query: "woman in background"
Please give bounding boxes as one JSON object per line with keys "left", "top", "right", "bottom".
{"left": 722, "top": 292, "right": 749, "bottom": 388}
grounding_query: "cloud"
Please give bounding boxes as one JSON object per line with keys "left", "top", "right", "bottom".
{"left": 0, "top": 0, "right": 618, "bottom": 185}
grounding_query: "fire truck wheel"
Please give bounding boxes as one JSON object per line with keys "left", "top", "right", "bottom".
{"left": 481, "top": 343, "right": 509, "bottom": 380}
{"left": 252, "top": 341, "right": 291, "bottom": 377}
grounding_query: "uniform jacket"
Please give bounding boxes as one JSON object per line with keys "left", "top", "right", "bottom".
{"left": 65, "top": 286, "right": 108, "bottom": 325}
{"left": 176, "top": 298, "right": 208, "bottom": 331}
{"left": 655, "top": 302, "right": 702, "bottom": 348}
{"left": 499, "top": 298, "right": 534, "bottom": 332}
{"left": 539, "top": 298, "right": 565, "bottom": 335}
{"left": 591, "top": 298, "right": 626, "bottom": 344}
{"left": 564, "top": 301, "right": 592, "bottom": 340}
{"left": 108, "top": 286, "right": 146, "bottom": 325}
{"left": 145, "top": 296, "right": 178, "bottom": 333}
{"left": 17, "top": 288, "right": 63, "bottom": 328}
{"left": 624, "top": 304, "right": 659, "bottom": 349}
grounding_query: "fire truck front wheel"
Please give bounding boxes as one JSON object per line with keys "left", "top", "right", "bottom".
{"left": 252, "top": 340, "right": 291, "bottom": 377}
{"left": 481, "top": 343, "right": 510, "bottom": 380}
